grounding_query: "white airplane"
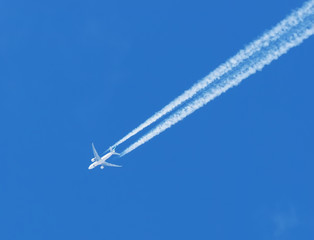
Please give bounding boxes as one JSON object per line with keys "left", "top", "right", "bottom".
{"left": 88, "top": 143, "right": 121, "bottom": 170}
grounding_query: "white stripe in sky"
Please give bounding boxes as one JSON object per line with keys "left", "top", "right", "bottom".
{"left": 110, "top": 0, "right": 314, "bottom": 150}
{"left": 120, "top": 1, "right": 314, "bottom": 156}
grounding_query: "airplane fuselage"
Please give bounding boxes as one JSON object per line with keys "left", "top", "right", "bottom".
{"left": 88, "top": 152, "right": 114, "bottom": 170}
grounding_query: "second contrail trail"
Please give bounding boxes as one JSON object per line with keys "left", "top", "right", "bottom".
{"left": 110, "top": 0, "right": 314, "bottom": 151}
{"left": 120, "top": 2, "right": 314, "bottom": 156}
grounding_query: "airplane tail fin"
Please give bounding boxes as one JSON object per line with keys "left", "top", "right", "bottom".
{"left": 92, "top": 143, "right": 101, "bottom": 161}
{"left": 110, "top": 146, "right": 121, "bottom": 156}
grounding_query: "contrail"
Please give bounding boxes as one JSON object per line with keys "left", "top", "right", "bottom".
{"left": 111, "top": 0, "right": 314, "bottom": 150}
{"left": 121, "top": 3, "right": 314, "bottom": 156}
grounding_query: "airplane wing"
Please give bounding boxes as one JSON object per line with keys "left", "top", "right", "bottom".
{"left": 92, "top": 143, "right": 101, "bottom": 161}
{"left": 104, "top": 162, "right": 122, "bottom": 167}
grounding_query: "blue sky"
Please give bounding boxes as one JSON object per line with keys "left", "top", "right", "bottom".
{"left": 1, "top": 0, "right": 313, "bottom": 239}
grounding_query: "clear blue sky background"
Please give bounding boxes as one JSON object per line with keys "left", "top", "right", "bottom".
{"left": 1, "top": 0, "right": 313, "bottom": 239}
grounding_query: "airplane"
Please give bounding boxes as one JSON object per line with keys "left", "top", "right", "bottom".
{"left": 88, "top": 143, "right": 121, "bottom": 170}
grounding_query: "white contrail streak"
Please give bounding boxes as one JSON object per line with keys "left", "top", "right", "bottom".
{"left": 111, "top": 0, "right": 314, "bottom": 150}
{"left": 121, "top": 6, "right": 314, "bottom": 156}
